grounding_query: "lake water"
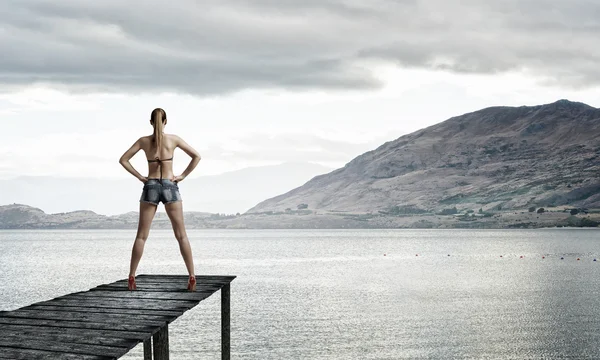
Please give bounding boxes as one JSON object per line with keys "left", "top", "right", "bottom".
{"left": 1, "top": 229, "right": 599, "bottom": 359}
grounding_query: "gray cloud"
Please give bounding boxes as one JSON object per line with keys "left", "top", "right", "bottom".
{"left": 1, "top": 0, "right": 599, "bottom": 95}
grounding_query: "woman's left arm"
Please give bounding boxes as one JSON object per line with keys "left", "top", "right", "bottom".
{"left": 119, "top": 138, "right": 147, "bottom": 183}
{"left": 173, "top": 135, "right": 201, "bottom": 182}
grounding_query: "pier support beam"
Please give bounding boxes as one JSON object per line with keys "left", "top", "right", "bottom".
{"left": 153, "top": 325, "right": 169, "bottom": 360}
{"left": 143, "top": 338, "right": 152, "bottom": 360}
{"left": 222, "top": 283, "right": 231, "bottom": 360}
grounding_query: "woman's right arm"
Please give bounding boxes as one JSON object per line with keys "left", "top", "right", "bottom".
{"left": 119, "top": 138, "right": 147, "bottom": 183}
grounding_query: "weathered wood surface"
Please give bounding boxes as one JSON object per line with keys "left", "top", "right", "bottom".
{"left": 0, "top": 348, "right": 113, "bottom": 360}
{"left": 0, "top": 274, "right": 235, "bottom": 359}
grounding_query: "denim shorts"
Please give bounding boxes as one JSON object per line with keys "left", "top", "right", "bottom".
{"left": 140, "top": 179, "right": 182, "bottom": 205}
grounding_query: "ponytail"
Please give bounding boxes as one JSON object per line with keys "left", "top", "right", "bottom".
{"left": 151, "top": 108, "right": 166, "bottom": 158}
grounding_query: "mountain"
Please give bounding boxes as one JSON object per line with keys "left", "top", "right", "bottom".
{"left": 0, "top": 162, "right": 332, "bottom": 215}
{"left": 248, "top": 100, "right": 600, "bottom": 215}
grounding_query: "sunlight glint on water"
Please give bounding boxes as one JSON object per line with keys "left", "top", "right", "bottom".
{"left": 1, "top": 229, "right": 599, "bottom": 359}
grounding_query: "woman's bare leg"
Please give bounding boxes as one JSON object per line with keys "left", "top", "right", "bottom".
{"left": 129, "top": 202, "right": 158, "bottom": 277}
{"left": 165, "top": 201, "right": 195, "bottom": 276}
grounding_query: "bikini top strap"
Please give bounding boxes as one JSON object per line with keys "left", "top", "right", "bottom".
{"left": 147, "top": 157, "right": 173, "bottom": 163}
{"left": 147, "top": 157, "right": 173, "bottom": 181}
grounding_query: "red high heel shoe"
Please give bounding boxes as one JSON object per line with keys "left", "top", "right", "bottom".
{"left": 128, "top": 275, "right": 137, "bottom": 291}
{"left": 187, "top": 275, "right": 196, "bottom": 292}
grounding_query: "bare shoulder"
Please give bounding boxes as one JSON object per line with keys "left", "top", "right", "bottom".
{"left": 165, "top": 133, "right": 182, "bottom": 141}
{"left": 168, "top": 134, "right": 200, "bottom": 157}
{"left": 165, "top": 133, "right": 184, "bottom": 145}
{"left": 137, "top": 135, "right": 153, "bottom": 147}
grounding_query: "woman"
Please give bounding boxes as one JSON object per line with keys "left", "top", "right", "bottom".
{"left": 119, "top": 108, "right": 201, "bottom": 291}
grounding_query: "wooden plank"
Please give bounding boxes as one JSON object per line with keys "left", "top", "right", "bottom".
{"left": 0, "top": 347, "right": 111, "bottom": 360}
{"left": 0, "top": 329, "right": 139, "bottom": 348}
{"left": 111, "top": 280, "right": 228, "bottom": 288}
{"left": 72, "top": 290, "right": 214, "bottom": 301}
{"left": 106, "top": 282, "right": 225, "bottom": 290}
{"left": 0, "top": 337, "right": 127, "bottom": 358}
{"left": 0, "top": 324, "right": 149, "bottom": 341}
{"left": 34, "top": 298, "right": 196, "bottom": 311}
{"left": 90, "top": 281, "right": 225, "bottom": 293}
{"left": 0, "top": 317, "right": 158, "bottom": 333}
{"left": 123, "top": 277, "right": 226, "bottom": 282}
{"left": 57, "top": 294, "right": 200, "bottom": 307}
{"left": 31, "top": 300, "right": 185, "bottom": 312}
{"left": 5, "top": 309, "right": 172, "bottom": 326}
{"left": 89, "top": 286, "right": 218, "bottom": 293}
{"left": 116, "top": 281, "right": 229, "bottom": 289}
{"left": 136, "top": 274, "right": 236, "bottom": 281}
{"left": 23, "top": 304, "right": 183, "bottom": 317}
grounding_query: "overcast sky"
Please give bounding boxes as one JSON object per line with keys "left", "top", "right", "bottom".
{"left": 2, "top": 0, "right": 600, "bottom": 180}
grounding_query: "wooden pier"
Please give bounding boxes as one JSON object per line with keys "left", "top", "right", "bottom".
{"left": 0, "top": 274, "right": 236, "bottom": 359}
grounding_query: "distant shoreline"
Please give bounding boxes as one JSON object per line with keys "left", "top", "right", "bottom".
{"left": 1, "top": 203, "right": 598, "bottom": 230}
{"left": 1, "top": 226, "right": 599, "bottom": 231}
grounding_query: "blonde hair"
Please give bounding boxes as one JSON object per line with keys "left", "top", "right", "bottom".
{"left": 150, "top": 108, "right": 167, "bottom": 158}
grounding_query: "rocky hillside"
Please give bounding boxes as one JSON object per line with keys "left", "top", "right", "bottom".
{"left": 0, "top": 204, "right": 215, "bottom": 229}
{"left": 248, "top": 100, "right": 600, "bottom": 215}
{"left": 1, "top": 202, "right": 598, "bottom": 230}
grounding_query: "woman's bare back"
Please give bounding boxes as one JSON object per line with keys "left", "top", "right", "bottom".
{"left": 139, "top": 134, "right": 177, "bottom": 180}
{"left": 119, "top": 131, "right": 201, "bottom": 184}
